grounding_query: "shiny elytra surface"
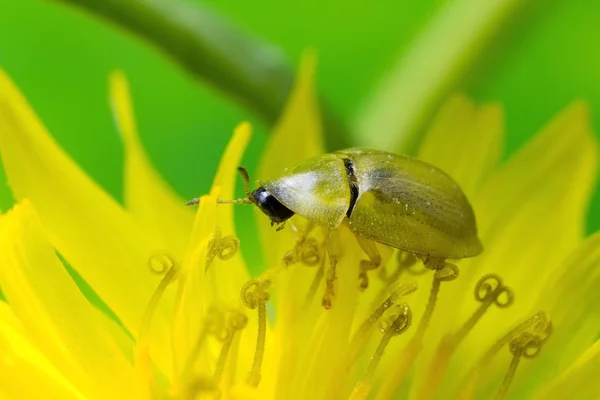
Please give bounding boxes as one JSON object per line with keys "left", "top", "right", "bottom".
{"left": 339, "top": 149, "right": 482, "bottom": 258}
{"left": 262, "top": 148, "right": 482, "bottom": 259}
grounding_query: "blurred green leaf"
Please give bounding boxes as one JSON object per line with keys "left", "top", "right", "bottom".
{"left": 353, "top": 0, "right": 524, "bottom": 154}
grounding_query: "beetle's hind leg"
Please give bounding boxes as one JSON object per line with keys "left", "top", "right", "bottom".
{"left": 355, "top": 236, "right": 381, "bottom": 290}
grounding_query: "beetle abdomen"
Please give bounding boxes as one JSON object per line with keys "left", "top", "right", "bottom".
{"left": 340, "top": 149, "right": 482, "bottom": 258}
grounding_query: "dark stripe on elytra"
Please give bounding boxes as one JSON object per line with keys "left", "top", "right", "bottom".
{"left": 343, "top": 158, "right": 359, "bottom": 218}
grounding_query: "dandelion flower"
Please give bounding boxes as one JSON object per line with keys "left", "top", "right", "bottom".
{"left": 0, "top": 53, "right": 599, "bottom": 400}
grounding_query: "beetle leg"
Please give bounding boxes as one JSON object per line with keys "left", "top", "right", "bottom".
{"left": 355, "top": 236, "right": 382, "bottom": 290}
{"left": 322, "top": 229, "right": 340, "bottom": 309}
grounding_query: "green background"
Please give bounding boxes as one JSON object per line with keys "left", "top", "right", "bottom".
{"left": 0, "top": 0, "right": 599, "bottom": 269}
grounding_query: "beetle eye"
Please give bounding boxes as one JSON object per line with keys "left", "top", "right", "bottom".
{"left": 252, "top": 187, "right": 295, "bottom": 225}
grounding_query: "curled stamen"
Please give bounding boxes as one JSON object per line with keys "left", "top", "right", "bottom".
{"left": 458, "top": 312, "right": 552, "bottom": 400}
{"left": 217, "top": 235, "right": 240, "bottom": 260}
{"left": 475, "top": 274, "right": 515, "bottom": 308}
{"left": 348, "top": 281, "right": 417, "bottom": 371}
{"left": 414, "top": 262, "right": 459, "bottom": 341}
{"left": 148, "top": 252, "right": 175, "bottom": 274}
{"left": 136, "top": 256, "right": 177, "bottom": 391}
{"left": 183, "top": 309, "right": 248, "bottom": 400}
{"left": 379, "top": 303, "right": 413, "bottom": 334}
{"left": 375, "top": 262, "right": 459, "bottom": 400}
{"left": 433, "top": 262, "right": 460, "bottom": 281}
{"left": 416, "top": 274, "right": 515, "bottom": 400}
{"left": 283, "top": 237, "right": 322, "bottom": 267}
{"left": 367, "top": 303, "right": 412, "bottom": 378}
{"left": 350, "top": 304, "right": 413, "bottom": 400}
{"left": 228, "top": 309, "right": 249, "bottom": 331}
{"left": 241, "top": 279, "right": 271, "bottom": 387}
{"left": 453, "top": 274, "right": 514, "bottom": 343}
{"left": 212, "top": 310, "right": 249, "bottom": 390}
{"left": 300, "top": 240, "right": 321, "bottom": 266}
{"left": 495, "top": 320, "right": 552, "bottom": 400}
{"left": 205, "top": 228, "right": 240, "bottom": 272}
{"left": 373, "top": 252, "right": 421, "bottom": 308}
{"left": 139, "top": 259, "right": 178, "bottom": 338}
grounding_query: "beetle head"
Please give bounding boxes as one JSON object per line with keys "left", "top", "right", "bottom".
{"left": 187, "top": 167, "right": 294, "bottom": 230}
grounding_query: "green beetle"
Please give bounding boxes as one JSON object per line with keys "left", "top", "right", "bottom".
{"left": 247, "top": 148, "right": 481, "bottom": 259}
{"left": 195, "top": 148, "right": 482, "bottom": 307}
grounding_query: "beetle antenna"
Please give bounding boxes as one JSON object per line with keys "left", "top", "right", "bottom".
{"left": 216, "top": 167, "right": 255, "bottom": 204}
{"left": 237, "top": 167, "right": 253, "bottom": 198}
{"left": 190, "top": 167, "right": 254, "bottom": 206}
{"left": 216, "top": 198, "right": 253, "bottom": 205}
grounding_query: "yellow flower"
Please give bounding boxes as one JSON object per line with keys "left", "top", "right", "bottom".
{"left": 0, "top": 52, "right": 598, "bottom": 400}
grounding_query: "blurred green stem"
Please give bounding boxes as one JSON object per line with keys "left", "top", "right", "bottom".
{"left": 49, "top": 0, "right": 349, "bottom": 149}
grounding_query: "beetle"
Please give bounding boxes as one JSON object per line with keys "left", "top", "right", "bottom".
{"left": 191, "top": 148, "right": 482, "bottom": 308}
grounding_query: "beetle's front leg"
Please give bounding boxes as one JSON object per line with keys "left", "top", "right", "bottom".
{"left": 322, "top": 229, "right": 340, "bottom": 309}
{"left": 356, "top": 236, "right": 381, "bottom": 290}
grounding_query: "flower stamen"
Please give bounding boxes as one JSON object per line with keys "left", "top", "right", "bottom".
{"left": 212, "top": 310, "right": 248, "bottom": 393}
{"left": 349, "top": 281, "right": 418, "bottom": 364}
{"left": 367, "top": 303, "right": 412, "bottom": 380}
{"left": 494, "top": 318, "right": 552, "bottom": 400}
{"left": 375, "top": 261, "right": 459, "bottom": 400}
{"left": 349, "top": 303, "right": 412, "bottom": 400}
{"left": 241, "top": 279, "right": 271, "bottom": 387}
{"left": 179, "top": 307, "right": 223, "bottom": 392}
{"left": 148, "top": 252, "right": 176, "bottom": 274}
{"left": 205, "top": 228, "right": 240, "bottom": 272}
{"left": 373, "top": 251, "right": 421, "bottom": 309}
{"left": 457, "top": 312, "right": 552, "bottom": 400}
{"left": 283, "top": 237, "right": 322, "bottom": 267}
{"left": 304, "top": 257, "right": 326, "bottom": 307}
{"left": 416, "top": 274, "right": 515, "bottom": 400}
{"left": 137, "top": 254, "right": 177, "bottom": 391}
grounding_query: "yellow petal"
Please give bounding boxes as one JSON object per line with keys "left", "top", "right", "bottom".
{"left": 0, "top": 201, "right": 140, "bottom": 399}
{"left": 253, "top": 50, "right": 326, "bottom": 396}
{"left": 470, "top": 101, "right": 596, "bottom": 301}
{"left": 211, "top": 122, "right": 252, "bottom": 237}
{"left": 417, "top": 94, "right": 504, "bottom": 198}
{"left": 171, "top": 123, "right": 254, "bottom": 389}
{"left": 412, "top": 101, "right": 598, "bottom": 399}
{"left": 512, "top": 232, "right": 600, "bottom": 397}
{"left": 110, "top": 71, "right": 194, "bottom": 258}
{"left": 0, "top": 69, "right": 174, "bottom": 374}
{"left": 205, "top": 125, "right": 268, "bottom": 391}
{"left": 0, "top": 302, "right": 86, "bottom": 400}
{"left": 206, "top": 123, "right": 252, "bottom": 303}
{"left": 171, "top": 192, "right": 217, "bottom": 380}
{"left": 532, "top": 340, "right": 600, "bottom": 400}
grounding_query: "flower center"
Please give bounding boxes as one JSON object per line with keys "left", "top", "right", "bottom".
{"left": 137, "top": 224, "right": 553, "bottom": 400}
